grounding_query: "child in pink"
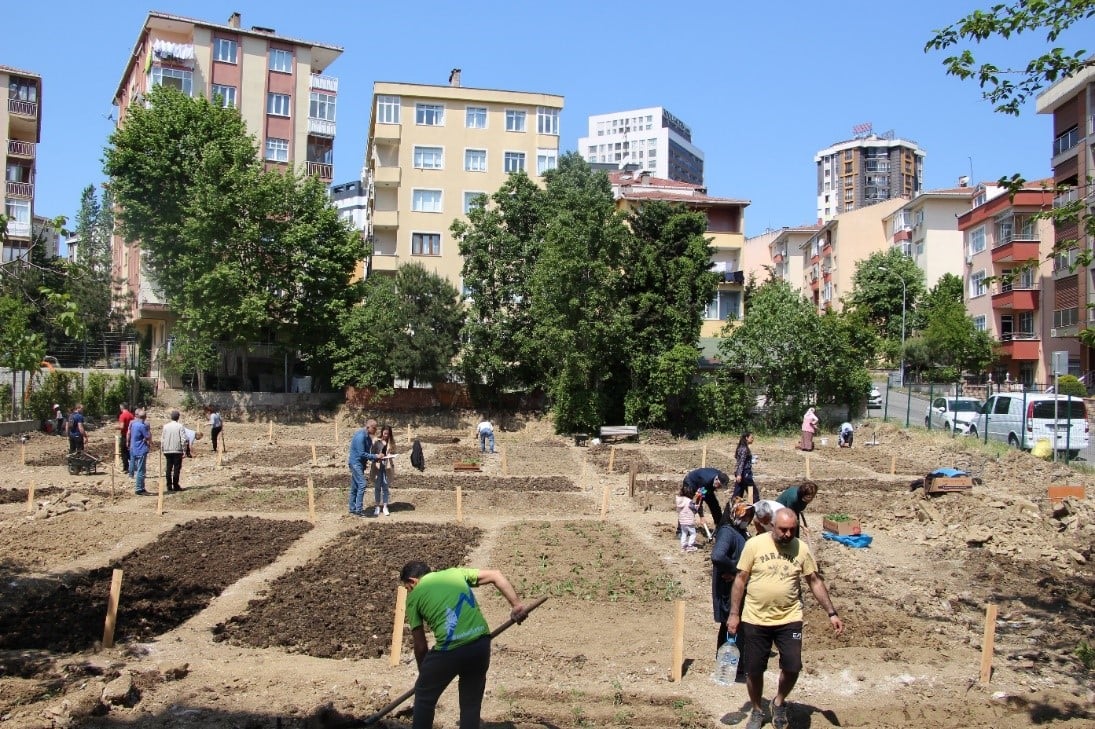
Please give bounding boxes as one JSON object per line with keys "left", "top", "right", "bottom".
{"left": 676, "top": 484, "right": 700, "bottom": 552}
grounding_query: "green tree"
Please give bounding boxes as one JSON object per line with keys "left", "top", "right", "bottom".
{"left": 451, "top": 173, "right": 546, "bottom": 401}
{"left": 0, "top": 295, "right": 46, "bottom": 417}
{"left": 847, "top": 249, "right": 926, "bottom": 361}
{"left": 922, "top": 299, "right": 995, "bottom": 380}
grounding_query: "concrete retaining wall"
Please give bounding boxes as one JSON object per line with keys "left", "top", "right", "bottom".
{"left": 0, "top": 420, "right": 37, "bottom": 436}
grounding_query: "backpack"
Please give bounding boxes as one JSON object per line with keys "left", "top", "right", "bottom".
{"left": 410, "top": 438, "right": 425, "bottom": 471}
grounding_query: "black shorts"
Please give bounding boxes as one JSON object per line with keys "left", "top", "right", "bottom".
{"left": 740, "top": 621, "right": 803, "bottom": 675}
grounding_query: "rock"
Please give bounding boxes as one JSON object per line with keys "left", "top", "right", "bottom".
{"left": 1066, "top": 549, "right": 1087, "bottom": 564}
{"left": 159, "top": 662, "right": 189, "bottom": 681}
{"left": 966, "top": 526, "right": 993, "bottom": 546}
{"left": 101, "top": 674, "right": 137, "bottom": 706}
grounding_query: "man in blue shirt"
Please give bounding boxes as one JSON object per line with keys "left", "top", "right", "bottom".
{"left": 128, "top": 409, "right": 152, "bottom": 495}
{"left": 683, "top": 467, "right": 730, "bottom": 525}
{"left": 67, "top": 404, "right": 86, "bottom": 453}
{"left": 347, "top": 419, "right": 380, "bottom": 516}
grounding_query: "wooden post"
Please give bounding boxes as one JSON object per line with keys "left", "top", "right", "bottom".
{"left": 20, "top": 444, "right": 25, "bottom": 466}
{"left": 307, "top": 477, "right": 316, "bottom": 524}
{"left": 389, "top": 586, "right": 408, "bottom": 668}
{"left": 456, "top": 485, "right": 463, "bottom": 523}
{"left": 805, "top": 456, "right": 811, "bottom": 479}
{"left": 608, "top": 446, "right": 616, "bottom": 473}
{"left": 335, "top": 420, "right": 339, "bottom": 445}
{"left": 26, "top": 480, "right": 35, "bottom": 514}
{"left": 501, "top": 446, "right": 509, "bottom": 476}
{"left": 157, "top": 477, "right": 165, "bottom": 516}
{"left": 670, "top": 599, "right": 686, "bottom": 682}
{"left": 701, "top": 444, "right": 707, "bottom": 468}
{"left": 406, "top": 424, "right": 412, "bottom": 442}
{"left": 102, "top": 568, "right": 124, "bottom": 649}
{"left": 890, "top": 455, "right": 897, "bottom": 475}
{"left": 217, "top": 449, "right": 223, "bottom": 469}
{"left": 311, "top": 444, "right": 318, "bottom": 466}
{"left": 115, "top": 435, "right": 122, "bottom": 472}
{"left": 268, "top": 421, "right": 274, "bottom": 444}
{"left": 628, "top": 462, "right": 637, "bottom": 498}
{"left": 600, "top": 483, "right": 609, "bottom": 520}
{"left": 110, "top": 463, "right": 115, "bottom": 501}
{"left": 979, "top": 603, "right": 998, "bottom": 684}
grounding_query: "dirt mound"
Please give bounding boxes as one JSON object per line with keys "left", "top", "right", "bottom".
{"left": 0, "top": 486, "right": 61, "bottom": 504}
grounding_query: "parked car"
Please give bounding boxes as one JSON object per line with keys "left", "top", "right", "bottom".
{"left": 974, "top": 393, "right": 1089, "bottom": 456}
{"left": 867, "top": 387, "right": 883, "bottom": 409}
{"left": 924, "top": 396, "right": 983, "bottom": 434}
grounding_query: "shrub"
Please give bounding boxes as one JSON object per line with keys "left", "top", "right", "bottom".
{"left": 1056, "top": 374, "right": 1086, "bottom": 398}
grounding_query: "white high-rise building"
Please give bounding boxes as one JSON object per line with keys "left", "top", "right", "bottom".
{"left": 578, "top": 106, "right": 704, "bottom": 185}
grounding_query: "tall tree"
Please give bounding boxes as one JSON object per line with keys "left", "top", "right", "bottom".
{"left": 923, "top": 299, "right": 995, "bottom": 381}
{"left": 915, "top": 272, "right": 965, "bottom": 329}
{"left": 846, "top": 249, "right": 926, "bottom": 346}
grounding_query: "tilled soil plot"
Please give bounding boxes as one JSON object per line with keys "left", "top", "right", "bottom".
{"left": 0, "top": 516, "right": 311, "bottom": 652}
{"left": 224, "top": 444, "right": 339, "bottom": 469}
{"left": 205, "top": 472, "right": 578, "bottom": 493}
{"left": 0, "top": 486, "right": 61, "bottom": 504}
{"left": 214, "top": 522, "right": 481, "bottom": 659}
{"left": 586, "top": 445, "right": 655, "bottom": 474}
{"left": 0, "top": 511, "right": 169, "bottom": 575}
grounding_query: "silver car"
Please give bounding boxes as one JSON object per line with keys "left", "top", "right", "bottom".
{"left": 867, "top": 387, "right": 883, "bottom": 409}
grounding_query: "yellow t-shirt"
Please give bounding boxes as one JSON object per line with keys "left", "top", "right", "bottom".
{"left": 738, "top": 532, "right": 817, "bottom": 626}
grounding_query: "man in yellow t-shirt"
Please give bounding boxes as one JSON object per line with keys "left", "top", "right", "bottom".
{"left": 728, "top": 510, "right": 844, "bottom": 729}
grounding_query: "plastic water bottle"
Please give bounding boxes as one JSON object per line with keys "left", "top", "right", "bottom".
{"left": 713, "top": 637, "right": 740, "bottom": 686}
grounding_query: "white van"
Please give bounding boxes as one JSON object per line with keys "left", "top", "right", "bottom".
{"left": 976, "top": 393, "right": 1089, "bottom": 455}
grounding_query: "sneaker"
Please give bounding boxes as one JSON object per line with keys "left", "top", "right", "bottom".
{"left": 685, "top": 545, "right": 698, "bottom": 553}
{"left": 771, "top": 702, "right": 789, "bottom": 729}
{"left": 134, "top": 490, "right": 149, "bottom": 496}
{"left": 746, "top": 709, "right": 766, "bottom": 729}
{"left": 374, "top": 506, "right": 381, "bottom": 517}
{"left": 382, "top": 505, "right": 389, "bottom": 516}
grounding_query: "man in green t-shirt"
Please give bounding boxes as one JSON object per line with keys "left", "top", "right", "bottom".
{"left": 401, "top": 562, "right": 526, "bottom": 729}
{"left": 728, "top": 510, "right": 844, "bottom": 729}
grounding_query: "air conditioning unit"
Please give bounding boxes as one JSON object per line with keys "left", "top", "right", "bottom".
{"left": 966, "top": 252, "right": 973, "bottom": 265}
{"left": 1050, "top": 328, "right": 1059, "bottom": 338}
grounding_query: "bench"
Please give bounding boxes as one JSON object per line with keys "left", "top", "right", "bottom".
{"left": 599, "top": 425, "right": 639, "bottom": 442}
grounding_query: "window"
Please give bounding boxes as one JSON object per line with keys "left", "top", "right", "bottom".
{"left": 150, "top": 66, "right": 193, "bottom": 95}
{"left": 412, "top": 233, "right": 441, "bottom": 256}
{"left": 310, "top": 91, "right": 336, "bottom": 121}
{"left": 267, "top": 93, "right": 291, "bottom": 116}
{"left": 466, "top": 106, "right": 487, "bottom": 128}
{"left": 504, "top": 151, "right": 526, "bottom": 173}
{"left": 970, "top": 270, "right": 987, "bottom": 298}
{"left": 211, "top": 84, "right": 236, "bottom": 108}
{"left": 537, "top": 106, "right": 559, "bottom": 135}
{"left": 973, "top": 315, "right": 987, "bottom": 332}
{"left": 464, "top": 149, "right": 487, "bottom": 172}
{"left": 537, "top": 149, "right": 557, "bottom": 175}
{"left": 969, "top": 226, "right": 986, "bottom": 254}
{"left": 412, "top": 189, "right": 443, "bottom": 213}
{"left": 265, "top": 138, "right": 289, "bottom": 163}
{"left": 269, "top": 48, "right": 293, "bottom": 73}
{"left": 416, "top": 103, "right": 444, "bottom": 126}
{"left": 464, "top": 192, "right": 485, "bottom": 214}
{"left": 214, "top": 38, "right": 237, "bottom": 63}
{"left": 704, "top": 291, "right": 742, "bottom": 321}
{"left": 413, "top": 146, "right": 443, "bottom": 169}
{"left": 376, "top": 95, "right": 400, "bottom": 124}
{"left": 505, "top": 109, "right": 526, "bottom": 132}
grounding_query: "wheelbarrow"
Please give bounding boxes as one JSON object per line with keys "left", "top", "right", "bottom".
{"left": 66, "top": 450, "right": 103, "bottom": 476}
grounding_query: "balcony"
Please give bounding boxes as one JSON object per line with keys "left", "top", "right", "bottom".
{"left": 372, "top": 210, "right": 399, "bottom": 228}
{"left": 7, "top": 139, "right": 35, "bottom": 158}
{"left": 310, "top": 74, "right": 339, "bottom": 93}
{"left": 5, "top": 181, "right": 33, "bottom": 199}
{"left": 822, "top": 242, "right": 832, "bottom": 256}
{"left": 1053, "top": 187, "right": 1079, "bottom": 208}
{"left": 6, "top": 220, "right": 31, "bottom": 238}
{"left": 1052, "top": 126, "right": 1080, "bottom": 157}
{"left": 7, "top": 98, "right": 37, "bottom": 118}
{"left": 373, "top": 123, "right": 401, "bottom": 142}
{"left": 369, "top": 252, "right": 400, "bottom": 273}
{"left": 305, "top": 161, "right": 332, "bottom": 180}
{"left": 997, "top": 332, "right": 1039, "bottom": 360}
{"left": 991, "top": 282, "right": 1039, "bottom": 310}
{"left": 308, "top": 118, "right": 336, "bottom": 137}
{"left": 373, "top": 166, "right": 401, "bottom": 186}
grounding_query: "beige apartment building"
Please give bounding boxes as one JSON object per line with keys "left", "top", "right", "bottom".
{"left": 364, "top": 73, "right": 563, "bottom": 286}
{"left": 2, "top": 65, "right": 41, "bottom": 263}
{"left": 882, "top": 184, "right": 976, "bottom": 287}
{"left": 801, "top": 198, "right": 907, "bottom": 312}
{"left": 746, "top": 225, "right": 821, "bottom": 292}
{"left": 111, "top": 11, "right": 342, "bottom": 354}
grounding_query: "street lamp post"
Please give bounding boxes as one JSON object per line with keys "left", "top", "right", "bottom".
{"left": 879, "top": 266, "right": 907, "bottom": 387}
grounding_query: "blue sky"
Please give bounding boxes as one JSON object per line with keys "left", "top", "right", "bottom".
{"left": 6, "top": 1, "right": 1087, "bottom": 238}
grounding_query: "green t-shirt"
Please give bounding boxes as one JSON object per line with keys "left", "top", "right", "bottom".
{"left": 406, "top": 567, "right": 490, "bottom": 651}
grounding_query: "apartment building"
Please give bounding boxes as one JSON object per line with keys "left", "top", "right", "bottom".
{"left": 802, "top": 198, "right": 907, "bottom": 313}
{"left": 882, "top": 183, "right": 976, "bottom": 287}
{"left": 2, "top": 65, "right": 41, "bottom": 263}
{"left": 815, "top": 132, "right": 924, "bottom": 223}
{"left": 607, "top": 171, "right": 748, "bottom": 337}
{"left": 1035, "top": 59, "right": 1095, "bottom": 374}
{"left": 748, "top": 226, "right": 821, "bottom": 292}
{"left": 959, "top": 181, "right": 1059, "bottom": 385}
{"left": 110, "top": 11, "right": 343, "bottom": 350}
{"left": 578, "top": 106, "right": 704, "bottom": 185}
{"left": 363, "top": 72, "right": 563, "bottom": 287}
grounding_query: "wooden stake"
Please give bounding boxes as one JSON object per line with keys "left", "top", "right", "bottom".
{"left": 805, "top": 455, "right": 811, "bottom": 479}
{"left": 608, "top": 446, "right": 616, "bottom": 473}
{"left": 307, "top": 477, "right": 316, "bottom": 524}
{"left": 268, "top": 421, "right": 274, "bottom": 444}
{"left": 157, "top": 477, "right": 165, "bottom": 516}
{"left": 20, "top": 444, "right": 25, "bottom": 466}
{"left": 456, "top": 485, "right": 463, "bottom": 523}
{"left": 890, "top": 454, "right": 897, "bottom": 475}
{"left": 311, "top": 443, "right": 318, "bottom": 465}
{"left": 389, "top": 586, "right": 408, "bottom": 668}
{"left": 110, "top": 463, "right": 115, "bottom": 501}
{"left": 701, "top": 444, "right": 707, "bottom": 468}
{"left": 501, "top": 446, "right": 508, "bottom": 476}
{"left": 600, "top": 483, "right": 609, "bottom": 520}
{"left": 102, "top": 568, "right": 124, "bottom": 649}
{"left": 979, "top": 603, "right": 998, "bottom": 684}
{"left": 406, "top": 424, "right": 412, "bottom": 442}
{"left": 670, "top": 599, "right": 686, "bottom": 682}
{"left": 26, "top": 480, "right": 35, "bottom": 514}
{"left": 216, "top": 449, "right": 223, "bottom": 469}
{"left": 115, "top": 435, "right": 121, "bottom": 471}
{"left": 628, "top": 462, "right": 637, "bottom": 498}
{"left": 335, "top": 420, "right": 339, "bottom": 445}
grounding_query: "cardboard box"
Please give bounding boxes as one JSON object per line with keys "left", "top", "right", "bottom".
{"left": 823, "top": 516, "right": 861, "bottom": 536}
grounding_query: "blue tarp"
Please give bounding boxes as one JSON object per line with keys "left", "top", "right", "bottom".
{"left": 929, "top": 468, "right": 969, "bottom": 478}
{"left": 822, "top": 532, "right": 873, "bottom": 548}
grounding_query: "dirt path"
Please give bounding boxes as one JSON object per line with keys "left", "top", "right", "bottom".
{"left": 0, "top": 411, "right": 1092, "bottom": 728}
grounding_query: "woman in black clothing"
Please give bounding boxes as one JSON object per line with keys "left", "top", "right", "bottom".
{"left": 732, "top": 431, "right": 759, "bottom": 503}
